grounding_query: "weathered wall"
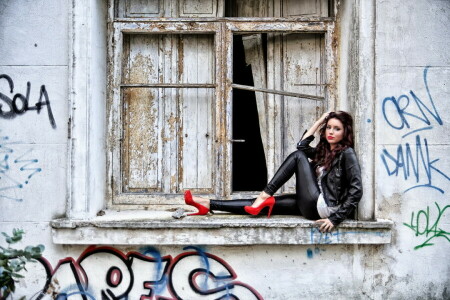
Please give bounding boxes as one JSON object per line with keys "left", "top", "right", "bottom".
{"left": 0, "top": 0, "right": 449, "bottom": 299}
{"left": 373, "top": 0, "right": 450, "bottom": 298}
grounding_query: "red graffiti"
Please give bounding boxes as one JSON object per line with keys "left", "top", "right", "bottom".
{"left": 32, "top": 246, "right": 263, "bottom": 300}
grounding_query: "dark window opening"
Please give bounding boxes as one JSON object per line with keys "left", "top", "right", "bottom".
{"left": 232, "top": 35, "right": 267, "bottom": 192}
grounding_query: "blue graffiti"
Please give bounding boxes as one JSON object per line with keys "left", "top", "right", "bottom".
{"left": 310, "top": 227, "right": 386, "bottom": 244}
{"left": 182, "top": 245, "right": 239, "bottom": 299}
{"left": 380, "top": 135, "right": 450, "bottom": 193}
{"left": 0, "top": 135, "right": 42, "bottom": 201}
{"left": 183, "top": 245, "right": 210, "bottom": 291}
{"left": 56, "top": 292, "right": 95, "bottom": 300}
{"left": 380, "top": 66, "right": 448, "bottom": 193}
{"left": 14, "top": 150, "right": 42, "bottom": 184}
{"left": 139, "top": 246, "right": 168, "bottom": 295}
{"left": 382, "top": 66, "right": 442, "bottom": 132}
{"left": 56, "top": 284, "right": 96, "bottom": 300}
{"left": 306, "top": 247, "right": 325, "bottom": 259}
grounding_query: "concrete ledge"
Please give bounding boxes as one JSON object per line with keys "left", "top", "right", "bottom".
{"left": 51, "top": 210, "right": 393, "bottom": 245}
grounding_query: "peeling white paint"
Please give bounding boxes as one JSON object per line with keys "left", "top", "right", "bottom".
{"left": 0, "top": 0, "right": 449, "bottom": 299}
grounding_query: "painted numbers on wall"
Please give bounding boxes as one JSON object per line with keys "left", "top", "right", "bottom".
{"left": 0, "top": 74, "right": 56, "bottom": 129}
{"left": 36, "top": 246, "right": 263, "bottom": 300}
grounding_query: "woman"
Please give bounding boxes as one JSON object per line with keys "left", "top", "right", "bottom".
{"left": 184, "top": 111, "right": 363, "bottom": 232}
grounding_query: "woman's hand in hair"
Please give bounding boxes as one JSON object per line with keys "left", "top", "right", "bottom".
{"left": 315, "top": 218, "right": 335, "bottom": 233}
{"left": 319, "top": 111, "right": 331, "bottom": 123}
{"left": 301, "top": 111, "right": 332, "bottom": 141}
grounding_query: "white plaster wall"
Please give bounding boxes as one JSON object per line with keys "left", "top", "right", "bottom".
{"left": 0, "top": 0, "right": 68, "bottom": 220}
{"left": 374, "top": 0, "right": 450, "bottom": 299}
{"left": 0, "top": 0, "right": 449, "bottom": 299}
{"left": 0, "top": 0, "right": 70, "bottom": 298}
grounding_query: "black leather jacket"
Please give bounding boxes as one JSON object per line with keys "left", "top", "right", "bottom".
{"left": 297, "top": 135, "right": 363, "bottom": 226}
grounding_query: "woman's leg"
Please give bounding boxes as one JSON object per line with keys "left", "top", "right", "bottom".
{"left": 263, "top": 150, "right": 320, "bottom": 220}
{"left": 189, "top": 150, "right": 319, "bottom": 219}
{"left": 210, "top": 194, "right": 300, "bottom": 215}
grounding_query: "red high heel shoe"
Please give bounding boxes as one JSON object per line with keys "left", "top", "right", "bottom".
{"left": 244, "top": 196, "right": 275, "bottom": 218}
{"left": 184, "top": 190, "right": 209, "bottom": 216}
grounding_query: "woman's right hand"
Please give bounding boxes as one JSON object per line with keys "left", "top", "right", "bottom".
{"left": 319, "top": 111, "right": 331, "bottom": 122}
{"left": 301, "top": 111, "right": 331, "bottom": 141}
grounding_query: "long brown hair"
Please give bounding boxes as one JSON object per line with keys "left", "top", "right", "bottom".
{"left": 314, "top": 111, "right": 354, "bottom": 170}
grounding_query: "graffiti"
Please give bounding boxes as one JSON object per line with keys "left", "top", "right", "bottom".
{"left": 382, "top": 66, "right": 442, "bottom": 132}
{"left": 381, "top": 66, "right": 449, "bottom": 250}
{"left": 306, "top": 247, "right": 325, "bottom": 259}
{"left": 403, "top": 202, "right": 450, "bottom": 250}
{"left": 380, "top": 135, "right": 450, "bottom": 194}
{"left": 309, "top": 228, "right": 386, "bottom": 244}
{"left": 380, "top": 66, "right": 449, "bottom": 193}
{"left": 0, "top": 135, "right": 42, "bottom": 201}
{"left": 31, "top": 246, "right": 263, "bottom": 300}
{"left": 0, "top": 74, "right": 56, "bottom": 128}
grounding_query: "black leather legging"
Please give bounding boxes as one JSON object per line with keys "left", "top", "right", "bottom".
{"left": 210, "top": 150, "right": 321, "bottom": 220}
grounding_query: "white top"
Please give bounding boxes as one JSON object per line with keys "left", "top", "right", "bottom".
{"left": 316, "top": 166, "right": 340, "bottom": 219}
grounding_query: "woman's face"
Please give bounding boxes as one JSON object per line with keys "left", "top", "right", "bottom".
{"left": 325, "top": 117, "right": 344, "bottom": 149}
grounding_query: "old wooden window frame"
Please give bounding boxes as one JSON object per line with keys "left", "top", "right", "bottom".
{"left": 54, "top": 0, "right": 391, "bottom": 245}
{"left": 107, "top": 21, "right": 224, "bottom": 209}
{"left": 223, "top": 20, "right": 337, "bottom": 199}
{"left": 107, "top": 18, "right": 337, "bottom": 210}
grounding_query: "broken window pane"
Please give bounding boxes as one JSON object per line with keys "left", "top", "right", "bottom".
{"left": 232, "top": 32, "right": 325, "bottom": 192}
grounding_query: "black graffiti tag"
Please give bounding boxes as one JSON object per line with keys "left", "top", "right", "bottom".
{"left": 0, "top": 74, "right": 56, "bottom": 128}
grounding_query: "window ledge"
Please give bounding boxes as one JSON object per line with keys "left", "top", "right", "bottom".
{"left": 51, "top": 210, "right": 393, "bottom": 245}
